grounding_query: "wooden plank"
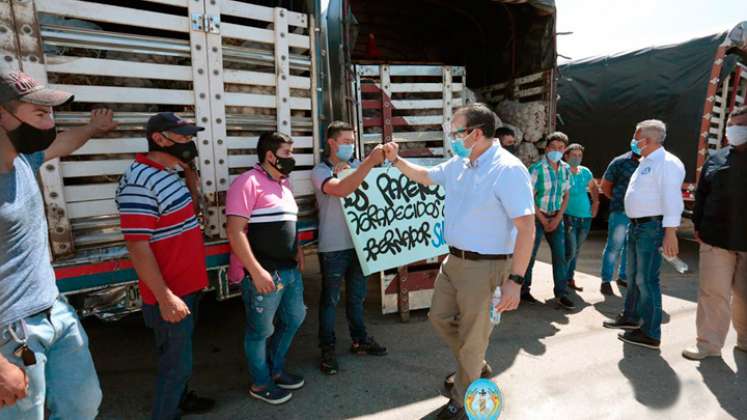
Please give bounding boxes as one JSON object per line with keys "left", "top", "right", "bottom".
{"left": 275, "top": 7, "right": 291, "bottom": 135}
{"left": 442, "top": 66, "right": 453, "bottom": 154}
{"left": 388, "top": 82, "right": 464, "bottom": 93}
{"left": 221, "top": 23, "right": 310, "bottom": 49}
{"left": 36, "top": 0, "right": 189, "bottom": 33}
{"left": 64, "top": 184, "right": 117, "bottom": 202}
{"left": 391, "top": 99, "right": 462, "bottom": 110}
{"left": 363, "top": 115, "right": 443, "bottom": 127}
{"left": 381, "top": 65, "right": 393, "bottom": 143}
{"left": 61, "top": 160, "right": 131, "bottom": 177}
{"left": 225, "top": 136, "right": 313, "bottom": 150}
{"left": 48, "top": 85, "right": 195, "bottom": 105}
{"left": 68, "top": 200, "right": 118, "bottom": 219}
{"left": 362, "top": 131, "right": 443, "bottom": 143}
{"left": 71, "top": 138, "right": 147, "bottom": 156}
{"left": 45, "top": 57, "right": 193, "bottom": 81}
{"left": 227, "top": 153, "right": 314, "bottom": 168}
{"left": 221, "top": 0, "right": 308, "bottom": 28}
{"left": 143, "top": 0, "right": 188, "bottom": 7}
{"left": 224, "top": 92, "right": 311, "bottom": 110}
{"left": 223, "top": 69, "right": 310, "bottom": 89}
{"left": 389, "top": 66, "right": 446, "bottom": 77}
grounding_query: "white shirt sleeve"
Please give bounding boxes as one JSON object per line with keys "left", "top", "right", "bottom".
{"left": 494, "top": 165, "right": 536, "bottom": 219}
{"left": 659, "top": 158, "right": 686, "bottom": 228}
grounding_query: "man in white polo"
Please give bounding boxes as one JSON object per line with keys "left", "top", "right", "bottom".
{"left": 603, "top": 119, "right": 685, "bottom": 350}
{"left": 383, "top": 103, "right": 535, "bottom": 419}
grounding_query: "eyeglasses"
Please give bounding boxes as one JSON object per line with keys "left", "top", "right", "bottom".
{"left": 443, "top": 122, "right": 483, "bottom": 139}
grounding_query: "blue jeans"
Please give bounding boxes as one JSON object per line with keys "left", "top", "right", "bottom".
{"left": 318, "top": 250, "right": 368, "bottom": 348}
{"left": 622, "top": 220, "right": 664, "bottom": 340}
{"left": 523, "top": 217, "right": 568, "bottom": 298}
{"left": 242, "top": 268, "right": 306, "bottom": 388}
{"left": 565, "top": 216, "right": 592, "bottom": 281}
{"left": 142, "top": 292, "right": 201, "bottom": 420}
{"left": 0, "top": 297, "right": 101, "bottom": 420}
{"left": 601, "top": 211, "right": 629, "bottom": 282}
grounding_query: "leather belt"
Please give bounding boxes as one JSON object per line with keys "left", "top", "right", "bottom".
{"left": 630, "top": 216, "right": 663, "bottom": 225}
{"left": 449, "top": 246, "right": 511, "bottom": 261}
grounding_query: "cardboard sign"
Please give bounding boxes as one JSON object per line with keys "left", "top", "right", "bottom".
{"left": 340, "top": 167, "right": 448, "bottom": 275}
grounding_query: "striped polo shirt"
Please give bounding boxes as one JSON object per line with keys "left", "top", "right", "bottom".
{"left": 115, "top": 154, "right": 207, "bottom": 304}
{"left": 529, "top": 157, "right": 571, "bottom": 213}
{"left": 225, "top": 164, "right": 299, "bottom": 277}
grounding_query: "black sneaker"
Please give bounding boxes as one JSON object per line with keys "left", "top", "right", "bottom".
{"left": 600, "top": 282, "right": 614, "bottom": 296}
{"left": 273, "top": 372, "right": 305, "bottom": 390}
{"left": 557, "top": 296, "right": 576, "bottom": 310}
{"left": 249, "top": 385, "right": 292, "bottom": 405}
{"left": 443, "top": 363, "right": 493, "bottom": 393}
{"left": 350, "top": 337, "right": 388, "bottom": 356}
{"left": 603, "top": 314, "right": 640, "bottom": 330}
{"left": 436, "top": 399, "right": 466, "bottom": 419}
{"left": 520, "top": 292, "right": 540, "bottom": 304}
{"left": 179, "top": 390, "right": 215, "bottom": 415}
{"left": 568, "top": 279, "right": 584, "bottom": 291}
{"left": 320, "top": 346, "right": 339, "bottom": 375}
{"left": 616, "top": 278, "right": 628, "bottom": 288}
{"left": 618, "top": 329, "right": 660, "bottom": 350}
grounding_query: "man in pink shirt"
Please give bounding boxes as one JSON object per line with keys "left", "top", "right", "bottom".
{"left": 225, "top": 132, "right": 306, "bottom": 405}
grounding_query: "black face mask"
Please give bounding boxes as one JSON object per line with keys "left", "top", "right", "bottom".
{"left": 505, "top": 144, "right": 518, "bottom": 155}
{"left": 6, "top": 113, "right": 57, "bottom": 154}
{"left": 271, "top": 153, "right": 295, "bottom": 176}
{"left": 152, "top": 134, "right": 198, "bottom": 163}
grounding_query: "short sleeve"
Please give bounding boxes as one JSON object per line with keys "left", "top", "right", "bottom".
{"left": 426, "top": 160, "right": 450, "bottom": 186}
{"left": 528, "top": 163, "right": 539, "bottom": 187}
{"left": 21, "top": 152, "right": 45, "bottom": 173}
{"left": 116, "top": 183, "right": 159, "bottom": 241}
{"left": 562, "top": 167, "right": 572, "bottom": 192}
{"left": 494, "top": 165, "right": 535, "bottom": 219}
{"left": 583, "top": 167, "right": 594, "bottom": 184}
{"left": 311, "top": 163, "right": 333, "bottom": 194}
{"left": 603, "top": 159, "right": 618, "bottom": 182}
{"left": 225, "top": 174, "right": 257, "bottom": 219}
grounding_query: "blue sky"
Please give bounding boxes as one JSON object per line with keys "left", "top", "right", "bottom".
{"left": 556, "top": 0, "right": 746, "bottom": 62}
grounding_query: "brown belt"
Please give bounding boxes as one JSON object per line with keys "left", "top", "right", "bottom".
{"left": 449, "top": 246, "right": 511, "bottom": 261}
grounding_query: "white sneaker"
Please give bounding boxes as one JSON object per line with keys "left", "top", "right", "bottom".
{"left": 682, "top": 346, "right": 721, "bottom": 360}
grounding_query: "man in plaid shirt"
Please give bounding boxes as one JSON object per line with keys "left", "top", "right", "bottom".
{"left": 522, "top": 132, "right": 577, "bottom": 309}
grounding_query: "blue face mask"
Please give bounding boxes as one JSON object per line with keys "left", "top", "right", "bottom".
{"left": 336, "top": 143, "right": 355, "bottom": 161}
{"left": 630, "top": 138, "right": 642, "bottom": 155}
{"left": 451, "top": 138, "right": 472, "bottom": 158}
{"left": 547, "top": 150, "right": 563, "bottom": 163}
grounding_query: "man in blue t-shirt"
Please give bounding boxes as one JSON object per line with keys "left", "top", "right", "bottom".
{"left": 599, "top": 149, "right": 640, "bottom": 296}
{"left": 0, "top": 71, "right": 116, "bottom": 419}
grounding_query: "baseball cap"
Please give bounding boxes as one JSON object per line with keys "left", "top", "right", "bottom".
{"left": 146, "top": 112, "right": 205, "bottom": 140}
{"left": 0, "top": 71, "right": 74, "bottom": 106}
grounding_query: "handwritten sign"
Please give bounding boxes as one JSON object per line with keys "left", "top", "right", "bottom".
{"left": 340, "top": 167, "right": 448, "bottom": 276}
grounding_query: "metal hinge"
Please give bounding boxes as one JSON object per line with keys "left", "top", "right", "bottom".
{"left": 191, "top": 13, "right": 220, "bottom": 34}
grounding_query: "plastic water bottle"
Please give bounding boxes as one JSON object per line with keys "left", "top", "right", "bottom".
{"left": 660, "top": 248, "right": 689, "bottom": 274}
{"left": 490, "top": 286, "right": 502, "bottom": 325}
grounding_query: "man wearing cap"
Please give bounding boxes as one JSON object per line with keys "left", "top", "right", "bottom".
{"left": 0, "top": 71, "right": 115, "bottom": 419}
{"left": 116, "top": 112, "right": 215, "bottom": 419}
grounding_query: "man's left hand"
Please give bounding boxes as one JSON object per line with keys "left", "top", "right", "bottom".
{"left": 547, "top": 215, "right": 562, "bottom": 232}
{"left": 296, "top": 246, "right": 305, "bottom": 272}
{"left": 87, "top": 108, "right": 118, "bottom": 136}
{"left": 663, "top": 229, "right": 679, "bottom": 258}
{"left": 495, "top": 279, "right": 521, "bottom": 312}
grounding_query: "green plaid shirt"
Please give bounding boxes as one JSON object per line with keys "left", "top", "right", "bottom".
{"left": 529, "top": 158, "right": 571, "bottom": 213}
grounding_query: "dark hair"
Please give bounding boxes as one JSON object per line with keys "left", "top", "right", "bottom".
{"left": 454, "top": 103, "right": 497, "bottom": 138}
{"left": 546, "top": 131, "right": 569, "bottom": 147}
{"left": 326, "top": 121, "right": 354, "bottom": 140}
{"left": 257, "top": 132, "right": 293, "bottom": 163}
{"left": 495, "top": 126, "right": 515, "bottom": 138}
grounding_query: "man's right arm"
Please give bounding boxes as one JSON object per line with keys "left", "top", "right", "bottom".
{"left": 601, "top": 159, "right": 618, "bottom": 199}
{"left": 323, "top": 146, "right": 385, "bottom": 197}
{"left": 226, "top": 216, "right": 275, "bottom": 294}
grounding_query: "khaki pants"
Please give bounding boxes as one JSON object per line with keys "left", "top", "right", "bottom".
{"left": 696, "top": 244, "right": 747, "bottom": 351}
{"left": 428, "top": 255, "right": 509, "bottom": 405}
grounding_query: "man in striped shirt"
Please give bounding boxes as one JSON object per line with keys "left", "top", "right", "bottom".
{"left": 116, "top": 112, "right": 215, "bottom": 420}
{"left": 225, "top": 132, "right": 306, "bottom": 406}
{"left": 523, "top": 132, "right": 576, "bottom": 309}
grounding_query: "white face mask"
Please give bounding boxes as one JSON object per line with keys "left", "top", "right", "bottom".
{"left": 726, "top": 125, "right": 747, "bottom": 146}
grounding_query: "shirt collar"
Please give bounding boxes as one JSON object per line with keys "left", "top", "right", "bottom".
{"left": 644, "top": 147, "right": 665, "bottom": 161}
{"left": 135, "top": 153, "right": 167, "bottom": 171}
{"left": 466, "top": 144, "right": 498, "bottom": 169}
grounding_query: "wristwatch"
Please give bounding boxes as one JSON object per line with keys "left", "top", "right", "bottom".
{"left": 508, "top": 274, "right": 525, "bottom": 285}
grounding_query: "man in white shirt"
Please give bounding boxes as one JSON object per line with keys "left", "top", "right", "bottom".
{"left": 602, "top": 119, "right": 685, "bottom": 350}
